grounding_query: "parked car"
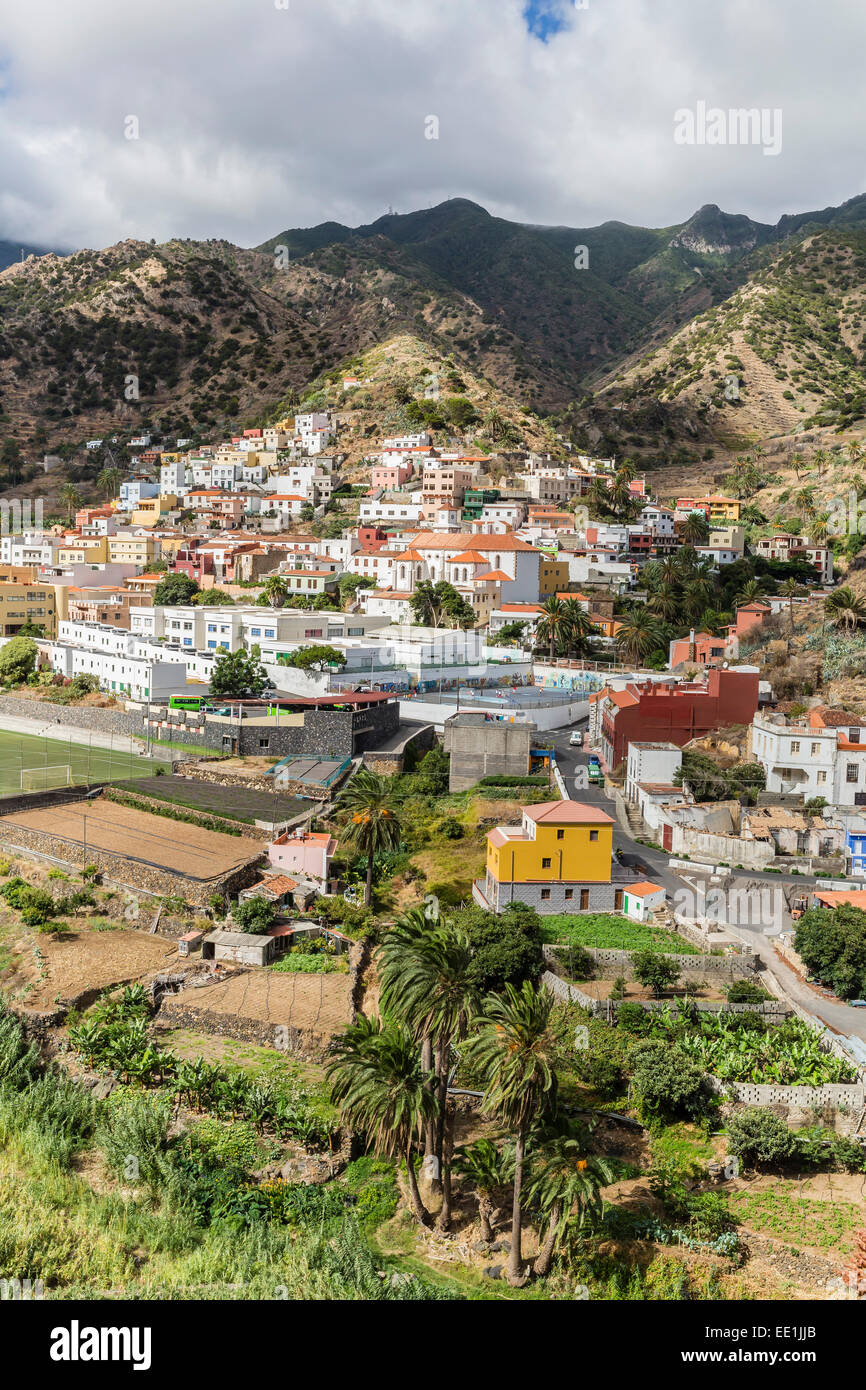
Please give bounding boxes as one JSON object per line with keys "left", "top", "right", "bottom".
{"left": 569, "top": 731, "right": 582, "bottom": 746}
{"left": 849, "top": 1000, "right": 866, "bottom": 1008}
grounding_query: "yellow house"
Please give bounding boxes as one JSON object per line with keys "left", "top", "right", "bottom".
{"left": 108, "top": 535, "right": 161, "bottom": 567}
{"left": 131, "top": 495, "right": 179, "bottom": 528}
{"left": 538, "top": 559, "right": 571, "bottom": 597}
{"left": 704, "top": 496, "right": 741, "bottom": 523}
{"left": 56, "top": 536, "right": 109, "bottom": 565}
{"left": 0, "top": 580, "right": 59, "bottom": 638}
{"left": 478, "top": 799, "right": 619, "bottom": 915}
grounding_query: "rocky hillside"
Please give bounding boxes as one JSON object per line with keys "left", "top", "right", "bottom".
{"left": 6, "top": 192, "right": 866, "bottom": 467}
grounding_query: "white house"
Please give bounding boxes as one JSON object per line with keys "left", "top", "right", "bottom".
{"left": 625, "top": 742, "right": 683, "bottom": 803}
{"left": 622, "top": 881, "right": 667, "bottom": 921}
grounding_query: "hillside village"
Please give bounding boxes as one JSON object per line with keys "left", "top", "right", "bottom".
{"left": 1, "top": 366, "right": 866, "bottom": 1304}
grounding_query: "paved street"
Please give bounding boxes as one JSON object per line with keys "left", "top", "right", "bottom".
{"left": 550, "top": 722, "right": 866, "bottom": 1047}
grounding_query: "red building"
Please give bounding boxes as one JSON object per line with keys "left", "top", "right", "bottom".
{"left": 592, "top": 667, "right": 760, "bottom": 769}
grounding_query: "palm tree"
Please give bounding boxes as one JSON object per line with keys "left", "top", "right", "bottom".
{"left": 640, "top": 559, "right": 663, "bottom": 593}
{"left": 796, "top": 486, "right": 817, "bottom": 520}
{"left": 615, "top": 607, "right": 663, "bottom": 667}
{"left": 60, "top": 483, "right": 81, "bottom": 522}
{"left": 614, "top": 458, "right": 636, "bottom": 484}
{"left": 682, "top": 575, "right": 715, "bottom": 622}
{"left": 698, "top": 607, "right": 729, "bottom": 635}
{"left": 824, "top": 586, "right": 866, "bottom": 631}
{"left": 526, "top": 1129, "right": 614, "bottom": 1276}
{"left": 262, "top": 575, "right": 289, "bottom": 608}
{"left": 739, "top": 503, "right": 767, "bottom": 526}
{"left": 536, "top": 597, "right": 569, "bottom": 662}
{"left": 96, "top": 465, "right": 121, "bottom": 500}
{"left": 585, "top": 477, "right": 611, "bottom": 517}
{"left": 808, "top": 511, "right": 831, "bottom": 545}
{"left": 379, "top": 918, "right": 480, "bottom": 1228}
{"left": 647, "top": 582, "right": 680, "bottom": 624}
{"left": 680, "top": 512, "right": 710, "bottom": 546}
{"left": 327, "top": 1015, "right": 438, "bottom": 1227}
{"left": 561, "top": 599, "right": 594, "bottom": 657}
{"left": 453, "top": 1139, "right": 508, "bottom": 1243}
{"left": 464, "top": 981, "right": 558, "bottom": 1286}
{"left": 779, "top": 577, "right": 802, "bottom": 632}
{"left": 608, "top": 476, "right": 632, "bottom": 518}
{"left": 733, "top": 578, "right": 766, "bottom": 608}
{"left": 335, "top": 769, "right": 402, "bottom": 905}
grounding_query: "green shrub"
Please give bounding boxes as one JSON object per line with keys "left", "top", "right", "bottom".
{"left": 616, "top": 1002, "right": 652, "bottom": 1034}
{"left": 725, "top": 1108, "right": 797, "bottom": 1168}
{"left": 726, "top": 979, "right": 768, "bottom": 1004}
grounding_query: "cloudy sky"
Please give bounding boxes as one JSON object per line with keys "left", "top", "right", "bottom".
{"left": 0, "top": 0, "right": 863, "bottom": 251}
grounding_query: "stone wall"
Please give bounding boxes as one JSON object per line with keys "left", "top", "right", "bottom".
{"left": 146, "top": 699, "right": 399, "bottom": 759}
{"left": 152, "top": 1003, "right": 335, "bottom": 1061}
{"left": 0, "top": 694, "right": 144, "bottom": 740}
{"left": 362, "top": 722, "right": 435, "bottom": 776}
{"left": 0, "top": 813, "right": 263, "bottom": 906}
{"left": 543, "top": 944, "right": 759, "bottom": 980}
{"left": 542, "top": 972, "right": 789, "bottom": 1020}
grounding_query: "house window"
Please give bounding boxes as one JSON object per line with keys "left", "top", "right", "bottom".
{"left": 790, "top": 741, "right": 800, "bottom": 754}
{"left": 817, "top": 771, "right": 827, "bottom": 783}
{"left": 811, "top": 743, "right": 820, "bottom": 755}
{"left": 848, "top": 765, "right": 860, "bottom": 783}
{"left": 557, "top": 828, "right": 564, "bottom": 840}
{"left": 852, "top": 730, "right": 862, "bottom": 743}
{"left": 542, "top": 857, "right": 551, "bottom": 869}
{"left": 564, "top": 889, "right": 573, "bottom": 900}
{"left": 258, "top": 738, "right": 270, "bottom": 749}
{"left": 540, "top": 889, "right": 551, "bottom": 901}
{"left": 579, "top": 889, "right": 589, "bottom": 910}
{"left": 589, "top": 830, "right": 598, "bottom": 842}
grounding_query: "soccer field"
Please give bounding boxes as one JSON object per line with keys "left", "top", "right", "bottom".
{"left": 0, "top": 728, "right": 164, "bottom": 795}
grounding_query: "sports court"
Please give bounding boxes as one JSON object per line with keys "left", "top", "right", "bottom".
{"left": 0, "top": 728, "right": 162, "bottom": 795}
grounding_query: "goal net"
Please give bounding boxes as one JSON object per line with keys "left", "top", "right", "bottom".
{"left": 21, "top": 765, "right": 73, "bottom": 791}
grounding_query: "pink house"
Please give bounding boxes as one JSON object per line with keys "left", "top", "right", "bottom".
{"left": 268, "top": 829, "right": 336, "bottom": 883}
{"left": 372, "top": 462, "right": 414, "bottom": 489}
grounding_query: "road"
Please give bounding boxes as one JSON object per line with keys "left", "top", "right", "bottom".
{"left": 549, "top": 722, "right": 866, "bottom": 1046}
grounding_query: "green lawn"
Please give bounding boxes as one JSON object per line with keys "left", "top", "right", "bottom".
{"left": 0, "top": 728, "right": 163, "bottom": 794}
{"left": 540, "top": 912, "right": 700, "bottom": 954}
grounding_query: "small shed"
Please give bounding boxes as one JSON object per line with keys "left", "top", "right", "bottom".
{"left": 266, "top": 921, "right": 352, "bottom": 956}
{"left": 177, "top": 929, "right": 205, "bottom": 958}
{"left": 622, "top": 881, "right": 667, "bottom": 922}
{"left": 238, "top": 874, "right": 318, "bottom": 913}
{"left": 201, "top": 929, "right": 276, "bottom": 967}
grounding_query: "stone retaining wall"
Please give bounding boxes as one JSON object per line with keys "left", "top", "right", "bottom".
{"left": 542, "top": 971, "right": 789, "bottom": 1019}
{"left": 0, "top": 816, "right": 263, "bottom": 906}
{"left": 543, "top": 944, "right": 759, "bottom": 979}
{"left": 0, "top": 694, "right": 142, "bottom": 739}
{"left": 152, "top": 1005, "right": 335, "bottom": 1061}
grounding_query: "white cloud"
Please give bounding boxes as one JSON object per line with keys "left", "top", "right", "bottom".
{"left": 0, "top": 0, "right": 863, "bottom": 249}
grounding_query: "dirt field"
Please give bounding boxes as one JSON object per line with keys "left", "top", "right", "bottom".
{"left": 125, "top": 774, "right": 308, "bottom": 825}
{"left": 574, "top": 979, "right": 729, "bottom": 1002}
{"left": 1, "top": 800, "right": 260, "bottom": 879}
{"left": 8, "top": 926, "right": 177, "bottom": 1008}
{"left": 158, "top": 968, "right": 354, "bottom": 1037}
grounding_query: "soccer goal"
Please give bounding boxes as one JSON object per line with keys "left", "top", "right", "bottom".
{"left": 20, "top": 765, "right": 73, "bottom": 792}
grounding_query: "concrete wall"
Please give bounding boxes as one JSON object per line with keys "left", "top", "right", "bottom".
{"left": 671, "top": 824, "right": 775, "bottom": 868}
{"left": 543, "top": 944, "right": 759, "bottom": 980}
{"left": 400, "top": 696, "right": 589, "bottom": 732}
{"left": 444, "top": 716, "right": 535, "bottom": 792}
